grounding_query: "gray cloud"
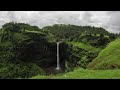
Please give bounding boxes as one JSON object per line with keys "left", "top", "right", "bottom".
{"left": 7, "top": 11, "right": 16, "bottom": 21}
{"left": 82, "top": 12, "right": 93, "bottom": 23}
{"left": 104, "top": 11, "right": 120, "bottom": 33}
{"left": 0, "top": 11, "right": 120, "bottom": 33}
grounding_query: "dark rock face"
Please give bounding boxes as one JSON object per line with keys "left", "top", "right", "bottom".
{"left": 41, "top": 42, "right": 68, "bottom": 74}
{"left": 22, "top": 41, "right": 69, "bottom": 74}
{"left": 59, "top": 42, "right": 69, "bottom": 72}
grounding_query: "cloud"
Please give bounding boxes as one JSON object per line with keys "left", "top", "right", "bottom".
{"left": 105, "top": 11, "right": 120, "bottom": 33}
{"left": 82, "top": 12, "right": 93, "bottom": 23}
{"left": 0, "top": 11, "right": 120, "bottom": 33}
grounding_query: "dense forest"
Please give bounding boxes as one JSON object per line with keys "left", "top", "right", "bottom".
{"left": 0, "top": 22, "right": 119, "bottom": 79}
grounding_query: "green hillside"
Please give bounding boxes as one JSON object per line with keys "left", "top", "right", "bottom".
{"left": 31, "top": 68, "right": 120, "bottom": 79}
{"left": 88, "top": 38, "right": 120, "bottom": 69}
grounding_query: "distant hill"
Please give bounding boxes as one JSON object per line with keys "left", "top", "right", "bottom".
{"left": 88, "top": 38, "right": 120, "bottom": 69}
{"left": 42, "top": 24, "right": 110, "bottom": 40}
{"left": 42, "top": 24, "right": 112, "bottom": 47}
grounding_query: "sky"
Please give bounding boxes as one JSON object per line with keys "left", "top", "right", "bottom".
{"left": 0, "top": 11, "right": 120, "bottom": 33}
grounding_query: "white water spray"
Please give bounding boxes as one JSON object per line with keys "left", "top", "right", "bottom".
{"left": 56, "top": 42, "right": 60, "bottom": 70}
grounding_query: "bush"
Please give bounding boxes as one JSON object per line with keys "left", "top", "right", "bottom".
{"left": 65, "top": 61, "right": 74, "bottom": 72}
{"left": 65, "top": 44, "right": 99, "bottom": 70}
{"left": 0, "top": 63, "right": 45, "bottom": 79}
{"left": 0, "top": 41, "right": 15, "bottom": 63}
{"left": 78, "top": 56, "right": 89, "bottom": 69}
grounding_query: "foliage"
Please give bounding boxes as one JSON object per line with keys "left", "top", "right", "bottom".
{"left": 2, "top": 22, "right": 41, "bottom": 32}
{"left": 0, "top": 22, "right": 118, "bottom": 78}
{"left": 0, "top": 41, "right": 15, "bottom": 63}
{"left": 0, "top": 63, "right": 45, "bottom": 79}
{"left": 65, "top": 42, "right": 100, "bottom": 69}
{"left": 78, "top": 56, "right": 89, "bottom": 68}
{"left": 69, "top": 33, "right": 110, "bottom": 48}
{"left": 42, "top": 24, "right": 110, "bottom": 41}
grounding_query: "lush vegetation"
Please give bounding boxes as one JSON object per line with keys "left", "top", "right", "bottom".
{"left": 65, "top": 41, "right": 101, "bottom": 70}
{"left": 0, "top": 22, "right": 119, "bottom": 79}
{"left": 42, "top": 24, "right": 110, "bottom": 39}
{"left": 0, "top": 22, "right": 70, "bottom": 78}
{"left": 43, "top": 24, "right": 112, "bottom": 47}
{"left": 0, "top": 63, "right": 44, "bottom": 79}
{"left": 0, "top": 22, "right": 55, "bottom": 78}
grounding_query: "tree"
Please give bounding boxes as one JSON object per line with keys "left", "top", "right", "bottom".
{"left": 109, "top": 33, "right": 116, "bottom": 40}
{"left": 100, "top": 34, "right": 104, "bottom": 37}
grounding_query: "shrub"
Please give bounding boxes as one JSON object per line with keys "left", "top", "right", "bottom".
{"left": 65, "top": 61, "right": 74, "bottom": 72}
{"left": 78, "top": 56, "right": 89, "bottom": 69}
{"left": 0, "top": 63, "right": 45, "bottom": 79}
{"left": 65, "top": 43, "right": 99, "bottom": 70}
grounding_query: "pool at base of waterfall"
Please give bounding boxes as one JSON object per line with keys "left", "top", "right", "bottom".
{"left": 54, "top": 67, "right": 64, "bottom": 74}
{"left": 43, "top": 66, "right": 64, "bottom": 75}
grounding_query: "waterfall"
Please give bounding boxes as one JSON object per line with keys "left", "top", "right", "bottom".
{"left": 56, "top": 42, "right": 60, "bottom": 70}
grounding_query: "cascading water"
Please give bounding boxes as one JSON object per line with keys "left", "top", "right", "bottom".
{"left": 56, "top": 42, "right": 60, "bottom": 70}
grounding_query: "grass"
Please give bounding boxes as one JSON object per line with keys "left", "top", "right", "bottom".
{"left": 25, "top": 30, "right": 43, "bottom": 34}
{"left": 88, "top": 38, "right": 120, "bottom": 69}
{"left": 91, "top": 34, "right": 109, "bottom": 38}
{"left": 31, "top": 68, "right": 120, "bottom": 79}
{"left": 67, "top": 41, "right": 102, "bottom": 52}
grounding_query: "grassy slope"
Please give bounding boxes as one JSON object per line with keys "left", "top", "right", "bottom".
{"left": 31, "top": 68, "right": 120, "bottom": 79}
{"left": 67, "top": 41, "right": 102, "bottom": 52}
{"left": 88, "top": 38, "right": 120, "bottom": 69}
{"left": 25, "top": 30, "right": 43, "bottom": 34}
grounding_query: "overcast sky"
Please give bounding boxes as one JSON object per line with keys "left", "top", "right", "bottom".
{"left": 0, "top": 11, "right": 120, "bottom": 33}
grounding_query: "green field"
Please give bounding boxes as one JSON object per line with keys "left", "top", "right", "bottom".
{"left": 31, "top": 68, "right": 120, "bottom": 79}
